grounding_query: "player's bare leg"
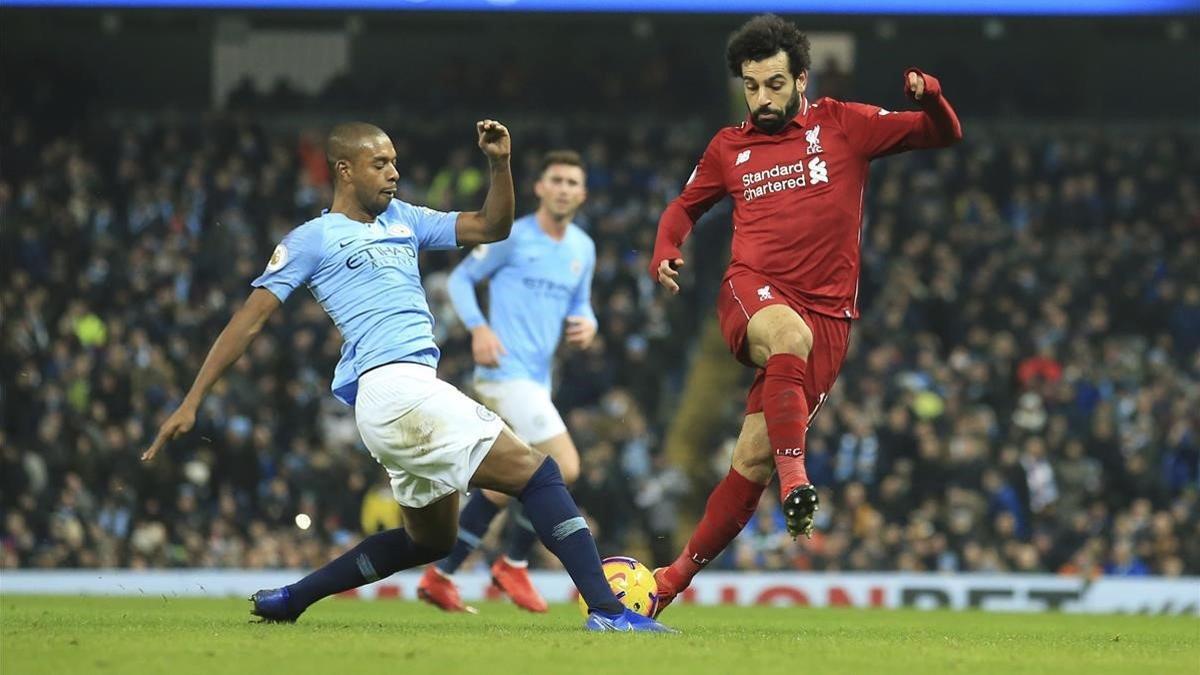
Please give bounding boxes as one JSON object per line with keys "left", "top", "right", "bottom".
{"left": 745, "top": 304, "right": 820, "bottom": 538}
{"left": 476, "top": 430, "right": 581, "bottom": 516}
{"left": 254, "top": 493, "right": 459, "bottom": 622}
{"left": 423, "top": 431, "right": 579, "bottom": 613}
{"left": 654, "top": 413, "right": 773, "bottom": 617}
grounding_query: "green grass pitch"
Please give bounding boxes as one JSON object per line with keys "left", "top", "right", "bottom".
{"left": 2, "top": 596, "right": 1196, "bottom": 675}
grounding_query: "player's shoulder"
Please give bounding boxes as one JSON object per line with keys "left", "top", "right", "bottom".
{"left": 381, "top": 197, "right": 418, "bottom": 221}
{"left": 566, "top": 223, "right": 596, "bottom": 252}
{"left": 286, "top": 213, "right": 334, "bottom": 249}
{"left": 812, "top": 96, "right": 882, "bottom": 120}
{"left": 512, "top": 213, "right": 540, "bottom": 233}
{"left": 383, "top": 197, "right": 452, "bottom": 226}
{"left": 809, "top": 96, "right": 849, "bottom": 117}
{"left": 713, "top": 123, "right": 748, "bottom": 143}
{"left": 501, "top": 214, "right": 538, "bottom": 246}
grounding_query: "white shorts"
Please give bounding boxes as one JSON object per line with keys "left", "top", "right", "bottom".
{"left": 474, "top": 378, "right": 567, "bottom": 445}
{"left": 355, "top": 363, "right": 504, "bottom": 508}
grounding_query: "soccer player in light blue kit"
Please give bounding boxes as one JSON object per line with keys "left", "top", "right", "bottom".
{"left": 141, "top": 122, "right": 670, "bottom": 632}
{"left": 419, "top": 151, "right": 595, "bottom": 613}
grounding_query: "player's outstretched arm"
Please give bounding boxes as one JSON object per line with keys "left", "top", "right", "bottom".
{"left": 837, "top": 69, "right": 963, "bottom": 159}
{"left": 141, "top": 288, "right": 281, "bottom": 461}
{"left": 649, "top": 136, "right": 727, "bottom": 295}
{"left": 902, "top": 69, "right": 962, "bottom": 148}
{"left": 456, "top": 120, "right": 515, "bottom": 246}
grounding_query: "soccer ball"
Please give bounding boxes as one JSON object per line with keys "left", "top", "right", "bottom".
{"left": 577, "top": 555, "right": 659, "bottom": 618}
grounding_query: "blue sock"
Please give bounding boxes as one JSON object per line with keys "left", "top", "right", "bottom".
{"left": 436, "top": 491, "right": 501, "bottom": 574}
{"left": 504, "top": 503, "right": 540, "bottom": 564}
{"left": 517, "top": 459, "right": 624, "bottom": 616}
{"left": 287, "top": 528, "right": 442, "bottom": 612}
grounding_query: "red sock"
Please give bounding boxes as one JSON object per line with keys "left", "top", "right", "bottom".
{"left": 764, "top": 353, "right": 811, "bottom": 499}
{"left": 663, "top": 467, "right": 765, "bottom": 591}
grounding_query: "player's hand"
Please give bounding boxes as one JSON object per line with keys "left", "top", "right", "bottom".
{"left": 471, "top": 324, "right": 507, "bottom": 367}
{"left": 476, "top": 120, "right": 511, "bottom": 160}
{"left": 564, "top": 316, "right": 597, "bottom": 350}
{"left": 656, "top": 258, "right": 685, "bottom": 295}
{"left": 141, "top": 404, "right": 197, "bottom": 462}
{"left": 906, "top": 71, "right": 925, "bottom": 101}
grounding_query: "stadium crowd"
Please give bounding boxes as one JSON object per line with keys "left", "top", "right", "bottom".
{"left": 1, "top": 106, "right": 1197, "bottom": 578}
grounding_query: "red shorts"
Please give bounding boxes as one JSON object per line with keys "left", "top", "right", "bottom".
{"left": 717, "top": 268, "right": 852, "bottom": 416}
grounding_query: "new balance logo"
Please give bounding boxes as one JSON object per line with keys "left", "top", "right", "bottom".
{"left": 690, "top": 553, "right": 711, "bottom": 566}
{"left": 757, "top": 285, "right": 773, "bottom": 301}
{"left": 735, "top": 149, "right": 752, "bottom": 166}
{"left": 805, "top": 124, "right": 823, "bottom": 155}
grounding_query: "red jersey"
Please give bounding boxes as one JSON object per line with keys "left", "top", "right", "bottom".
{"left": 651, "top": 70, "right": 962, "bottom": 319}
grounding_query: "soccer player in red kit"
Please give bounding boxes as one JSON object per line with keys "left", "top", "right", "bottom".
{"left": 648, "top": 14, "right": 962, "bottom": 615}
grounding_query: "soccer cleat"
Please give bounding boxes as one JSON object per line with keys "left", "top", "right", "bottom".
{"left": 417, "top": 565, "right": 477, "bottom": 613}
{"left": 584, "top": 607, "right": 677, "bottom": 633}
{"left": 249, "top": 587, "right": 302, "bottom": 623}
{"left": 491, "top": 557, "right": 548, "bottom": 613}
{"left": 783, "top": 484, "right": 819, "bottom": 539}
{"left": 650, "top": 567, "right": 680, "bottom": 619}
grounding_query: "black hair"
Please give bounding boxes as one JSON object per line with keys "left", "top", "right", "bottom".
{"left": 726, "top": 14, "right": 811, "bottom": 78}
{"left": 326, "top": 121, "right": 387, "bottom": 175}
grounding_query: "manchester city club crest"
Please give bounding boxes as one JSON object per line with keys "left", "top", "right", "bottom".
{"left": 387, "top": 223, "right": 412, "bottom": 238}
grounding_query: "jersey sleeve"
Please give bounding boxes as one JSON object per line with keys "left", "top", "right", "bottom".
{"left": 675, "top": 133, "right": 729, "bottom": 222}
{"left": 649, "top": 133, "right": 728, "bottom": 276}
{"left": 826, "top": 72, "right": 961, "bottom": 160}
{"left": 405, "top": 202, "right": 461, "bottom": 250}
{"left": 446, "top": 238, "right": 515, "bottom": 329}
{"left": 567, "top": 238, "right": 597, "bottom": 326}
{"left": 251, "top": 223, "right": 324, "bottom": 303}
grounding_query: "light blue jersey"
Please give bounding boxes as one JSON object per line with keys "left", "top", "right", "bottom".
{"left": 252, "top": 199, "right": 459, "bottom": 406}
{"left": 447, "top": 213, "right": 596, "bottom": 388}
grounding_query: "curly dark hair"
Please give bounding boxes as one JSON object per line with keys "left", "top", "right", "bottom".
{"left": 726, "top": 14, "right": 811, "bottom": 78}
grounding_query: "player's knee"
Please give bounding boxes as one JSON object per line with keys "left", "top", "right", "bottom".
{"left": 557, "top": 455, "right": 580, "bottom": 486}
{"left": 748, "top": 325, "right": 812, "bottom": 367}
{"left": 482, "top": 489, "right": 511, "bottom": 508}
{"left": 766, "top": 327, "right": 812, "bottom": 359}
